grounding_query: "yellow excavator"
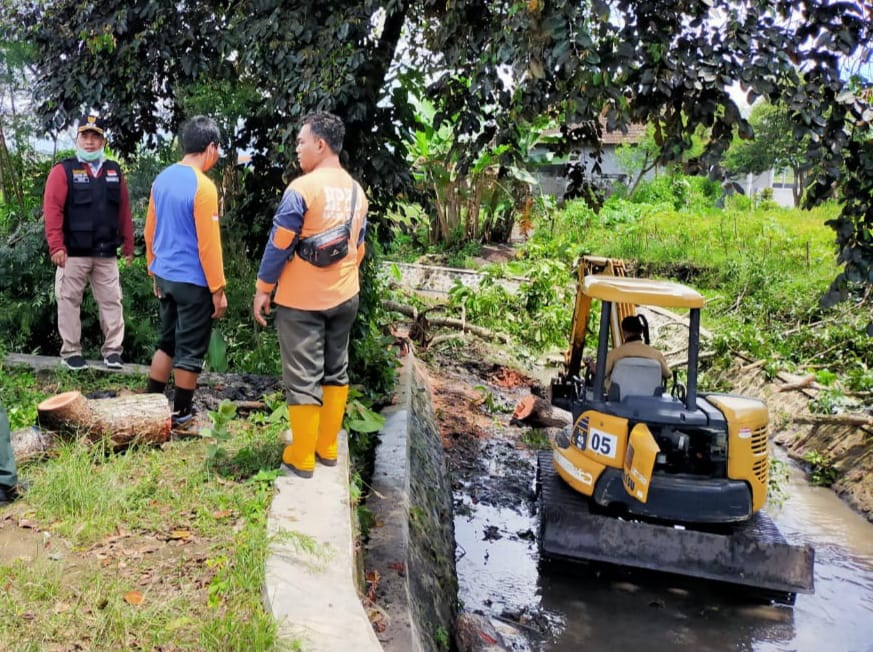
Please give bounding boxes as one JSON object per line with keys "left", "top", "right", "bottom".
{"left": 538, "top": 256, "right": 814, "bottom": 603}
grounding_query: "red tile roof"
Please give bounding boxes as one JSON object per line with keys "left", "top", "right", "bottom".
{"left": 542, "top": 118, "right": 648, "bottom": 146}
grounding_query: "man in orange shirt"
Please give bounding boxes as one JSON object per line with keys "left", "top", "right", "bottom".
{"left": 144, "top": 116, "right": 227, "bottom": 432}
{"left": 253, "top": 112, "right": 367, "bottom": 478}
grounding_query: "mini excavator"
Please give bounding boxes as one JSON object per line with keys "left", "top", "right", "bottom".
{"left": 538, "top": 256, "right": 814, "bottom": 604}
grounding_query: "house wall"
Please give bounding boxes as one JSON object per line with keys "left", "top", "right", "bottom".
{"left": 727, "top": 170, "right": 796, "bottom": 208}
{"left": 530, "top": 145, "right": 656, "bottom": 198}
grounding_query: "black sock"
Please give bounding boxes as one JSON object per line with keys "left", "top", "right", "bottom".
{"left": 146, "top": 378, "right": 167, "bottom": 394}
{"left": 173, "top": 387, "right": 195, "bottom": 417}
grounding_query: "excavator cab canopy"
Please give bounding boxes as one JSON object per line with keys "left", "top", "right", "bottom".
{"left": 581, "top": 276, "right": 705, "bottom": 309}
{"left": 560, "top": 259, "right": 707, "bottom": 412}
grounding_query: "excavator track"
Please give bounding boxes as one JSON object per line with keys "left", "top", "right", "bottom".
{"left": 536, "top": 452, "right": 814, "bottom": 604}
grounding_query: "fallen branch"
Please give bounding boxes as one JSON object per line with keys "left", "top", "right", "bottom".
{"left": 791, "top": 413, "right": 873, "bottom": 428}
{"left": 428, "top": 333, "right": 469, "bottom": 348}
{"left": 781, "top": 317, "right": 838, "bottom": 337}
{"left": 669, "top": 351, "right": 716, "bottom": 368}
{"left": 384, "top": 300, "right": 418, "bottom": 319}
{"left": 384, "top": 300, "right": 511, "bottom": 345}
{"left": 774, "top": 373, "right": 818, "bottom": 393}
{"left": 741, "top": 359, "right": 767, "bottom": 372}
{"left": 427, "top": 316, "right": 510, "bottom": 344}
{"left": 201, "top": 396, "right": 267, "bottom": 412}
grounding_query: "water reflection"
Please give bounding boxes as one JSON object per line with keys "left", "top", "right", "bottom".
{"left": 538, "top": 562, "right": 797, "bottom": 651}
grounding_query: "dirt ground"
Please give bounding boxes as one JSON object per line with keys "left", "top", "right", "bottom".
{"left": 425, "top": 343, "right": 545, "bottom": 510}
{"left": 730, "top": 366, "right": 873, "bottom": 522}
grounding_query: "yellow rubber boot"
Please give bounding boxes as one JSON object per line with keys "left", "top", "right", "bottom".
{"left": 283, "top": 404, "right": 321, "bottom": 478}
{"left": 315, "top": 385, "right": 349, "bottom": 466}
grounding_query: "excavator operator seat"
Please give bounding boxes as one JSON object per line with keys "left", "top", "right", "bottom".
{"left": 609, "top": 357, "right": 664, "bottom": 401}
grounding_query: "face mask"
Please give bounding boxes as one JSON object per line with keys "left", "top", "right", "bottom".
{"left": 77, "top": 147, "right": 104, "bottom": 163}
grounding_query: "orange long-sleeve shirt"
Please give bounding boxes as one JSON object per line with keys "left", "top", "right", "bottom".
{"left": 145, "top": 163, "right": 226, "bottom": 293}
{"left": 256, "top": 168, "right": 367, "bottom": 311}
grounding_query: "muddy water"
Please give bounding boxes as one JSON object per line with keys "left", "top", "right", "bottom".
{"left": 454, "top": 434, "right": 873, "bottom": 652}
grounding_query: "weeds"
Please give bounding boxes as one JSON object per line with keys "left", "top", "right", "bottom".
{"left": 768, "top": 458, "right": 790, "bottom": 507}
{"left": 521, "top": 429, "right": 552, "bottom": 449}
{"left": 803, "top": 450, "right": 839, "bottom": 487}
{"left": 1, "top": 365, "right": 286, "bottom": 650}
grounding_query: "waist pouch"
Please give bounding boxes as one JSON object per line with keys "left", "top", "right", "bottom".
{"left": 296, "top": 225, "right": 351, "bottom": 267}
{"left": 295, "top": 183, "right": 358, "bottom": 268}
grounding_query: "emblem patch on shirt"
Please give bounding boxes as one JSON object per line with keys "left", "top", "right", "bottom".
{"left": 72, "top": 169, "right": 90, "bottom": 183}
{"left": 105, "top": 169, "right": 119, "bottom": 183}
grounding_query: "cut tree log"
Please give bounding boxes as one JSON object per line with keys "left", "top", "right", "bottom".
{"left": 10, "top": 426, "right": 56, "bottom": 464}
{"left": 384, "top": 300, "right": 511, "bottom": 345}
{"left": 510, "top": 394, "right": 571, "bottom": 428}
{"left": 36, "top": 391, "right": 172, "bottom": 447}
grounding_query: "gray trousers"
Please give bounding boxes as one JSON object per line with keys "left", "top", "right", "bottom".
{"left": 275, "top": 295, "right": 359, "bottom": 405}
{"left": 0, "top": 402, "right": 17, "bottom": 489}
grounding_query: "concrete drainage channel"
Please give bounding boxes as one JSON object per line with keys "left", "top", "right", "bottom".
{"left": 265, "top": 262, "right": 519, "bottom": 651}
{"left": 265, "top": 353, "right": 462, "bottom": 652}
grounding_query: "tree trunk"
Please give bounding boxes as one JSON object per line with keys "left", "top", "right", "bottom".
{"left": 628, "top": 155, "right": 656, "bottom": 198}
{"left": 10, "top": 426, "right": 56, "bottom": 464}
{"left": 792, "top": 165, "right": 804, "bottom": 207}
{"left": 36, "top": 391, "right": 172, "bottom": 447}
{"left": 510, "top": 394, "right": 571, "bottom": 428}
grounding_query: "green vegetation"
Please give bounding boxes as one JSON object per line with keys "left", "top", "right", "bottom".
{"left": 1, "top": 168, "right": 870, "bottom": 645}
{"left": 767, "top": 458, "right": 791, "bottom": 507}
{"left": 0, "top": 370, "right": 286, "bottom": 650}
{"left": 520, "top": 429, "right": 552, "bottom": 450}
{"left": 2, "top": 0, "right": 869, "bottom": 640}
{"left": 386, "top": 175, "right": 868, "bottom": 396}
{"left": 5, "top": 0, "right": 871, "bottom": 302}
{"left": 0, "top": 360, "right": 384, "bottom": 649}
{"left": 803, "top": 450, "right": 839, "bottom": 487}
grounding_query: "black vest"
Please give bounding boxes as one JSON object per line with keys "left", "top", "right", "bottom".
{"left": 61, "top": 158, "right": 123, "bottom": 257}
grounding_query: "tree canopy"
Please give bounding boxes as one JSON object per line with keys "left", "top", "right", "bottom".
{"left": 6, "top": 0, "right": 873, "bottom": 301}
{"left": 724, "top": 101, "right": 813, "bottom": 207}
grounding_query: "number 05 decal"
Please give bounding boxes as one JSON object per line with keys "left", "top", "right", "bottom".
{"left": 589, "top": 428, "right": 618, "bottom": 459}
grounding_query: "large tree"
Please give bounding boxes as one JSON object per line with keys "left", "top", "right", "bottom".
{"left": 724, "top": 100, "right": 813, "bottom": 207}
{"left": 7, "top": 0, "right": 873, "bottom": 300}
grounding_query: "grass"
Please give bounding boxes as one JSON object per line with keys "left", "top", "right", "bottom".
{"left": 0, "top": 364, "right": 291, "bottom": 651}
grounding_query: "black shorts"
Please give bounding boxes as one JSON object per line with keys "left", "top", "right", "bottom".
{"left": 155, "top": 276, "right": 214, "bottom": 373}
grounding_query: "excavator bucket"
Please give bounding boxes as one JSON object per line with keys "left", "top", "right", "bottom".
{"left": 537, "top": 452, "right": 815, "bottom": 604}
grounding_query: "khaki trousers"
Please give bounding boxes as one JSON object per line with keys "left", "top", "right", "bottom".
{"left": 55, "top": 256, "right": 124, "bottom": 358}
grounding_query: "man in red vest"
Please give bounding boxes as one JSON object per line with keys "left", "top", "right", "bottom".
{"left": 43, "top": 112, "right": 134, "bottom": 370}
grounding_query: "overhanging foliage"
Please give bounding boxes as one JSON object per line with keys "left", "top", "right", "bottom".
{"left": 5, "top": 0, "right": 873, "bottom": 300}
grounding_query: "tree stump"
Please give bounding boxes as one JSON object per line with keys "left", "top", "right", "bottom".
{"left": 36, "top": 391, "right": 172, "bottom": 448}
